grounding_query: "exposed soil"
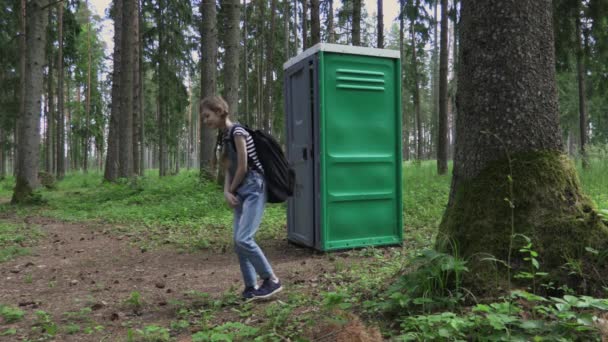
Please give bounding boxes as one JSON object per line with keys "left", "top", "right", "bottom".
{"left": 0, "top": 215, "right": 371, "bottom": 341}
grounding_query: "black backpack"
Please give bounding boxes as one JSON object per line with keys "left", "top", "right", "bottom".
{"left": 230, "top": 125, "right": 295, "bottom": 203}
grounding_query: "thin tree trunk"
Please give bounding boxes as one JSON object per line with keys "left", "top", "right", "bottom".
{"left": 119, "top": 0, "right": 135, "bottom": 178}
{"left": 411, "top": 0, "right": 423, "bottom": 161}
{"left": 132, "top": 0, "right": 141, "bottom": 175}
{"left": 105, "top": 0, "right": 122, "bottom": 181}
{"left": 16, "top": 0, "right": 27, "bottom": 176}
{"left": 328, "top": 0, "right": 335, "bottom": 43}
{"left": 138, "top": 2, "right": 144, "bottom": 175}
{"left": 224, "top": 0, "right": 241, "bottom": 116}
{"left": 302, "top": 0, "right": 308, "bottom": 49}
{"left": 437, "top": 0, "right": 448, "bottom": 174}
{"left": 294, "top": 0, "right": 299, "bottom": 52}
{"left": 284, "top": 0, "right": 289, "bottom": 58}
{"left": 66, "top": 71, "right": 71, "bottom": 172}
{"left": 575, "top": 7, "right": 588, "bottom": 169}
{"left": 244, "top": 0, "right": 250, "bottom": 122}
{"left": 311, "top": 0, "right": 320, "bottom": 45}
{"left": 46, "top": 42, "right": 54, "bottom": 174}
{"left": 263, "top": 0, "right": 276, "bottom": 132}
{"left": 352, "top": 0, "right": 361, "bottom": 46}
{"left": 400, "top": 0, "right": 408, "bottom": 160}
{"left": 57, "top": 1, "right": 65, "bottom": 179}
{"left": 13, "top": 0, "right": 49, "bottom": 203}
{"left": 200, "top": 0, "right": 218, "bottom": 178}
{"left": 85, "top": 0, "right": 92, "bottom": 173}
{"left": 377, "top": 0, "right": 384, "bottom": 48}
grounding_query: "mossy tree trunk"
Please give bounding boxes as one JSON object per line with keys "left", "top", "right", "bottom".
{"left": 437, "top": 0, "right": 608, "bottom": 295}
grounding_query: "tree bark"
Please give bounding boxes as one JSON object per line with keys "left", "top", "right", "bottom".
{"left": 437, "top": 0, "right": 608, "bottom": 296}
{"left": 105, "top": 0, "right": 122, "bottom": 181}
{"left": 13, "top": 0, "right": 49, "bottom": 204}
{"left": 223, "top": 0, "right": 241, "bottom": 116}
{"left": 410, "top": 0, "right": 423, "bottom": 161}
{"left": 84, "top": 2, "right": 92, "bottom": 173}
{"left": 46, "top": 37, "right": 54, "bottom": 174}
{"left": 352, "top": 0, "right": 361, "bottom": 46}
{"left": 377, "top": 0, "right": 384, "bottom": 48}
{"left": 119, "top": 0, "right": 135, "bottom": 178}
{"left": 138, "top": 2, "right": 144, "bottom": 175}
{"left": 132, "top": 0, "right": 141, "bottom": 175}
{"left": 244, "top": 0, "right": 250, "bottom": 122}
{"left": 16, "top": 0, "right": 27, "bottom": 176}
{"left": 284, "top": 0, "right": 289, "bottom": 58}
{"left": 575, "top": 7, "right": 588, "bottom": 169}
{"left": 310, "top": 0, "right": 320, "bottom": 45}
{"left": 328, "top": 0, "right": 335, "bottom": 43}
{"left": 56, "top": 1, "right": 65, "bottom": 179}
{"left": 437, "top": 0, "right": 448, "bottom": 174}
{"left": 263, "top": 0, "right": 276, "bottom": 132}
{"left": 302, "top": 0, "right": 308, "bottom": 49}
{"left": 399, "top": 0, "right": 408, "bottom": 160}
{"left": 200, "top": 0, "right": 218, "bottom": 177}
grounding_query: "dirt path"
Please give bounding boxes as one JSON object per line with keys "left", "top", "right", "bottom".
{"left": 0, "top": 217, "right": 341, "bottom": 341}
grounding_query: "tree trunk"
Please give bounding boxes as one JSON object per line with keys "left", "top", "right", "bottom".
{"left": 200, "top": 0, "right": 218, "bottom": 178}
{"left": 263, "top": 0, "right": 276, "bottom": 132}
{"left": 328, "top": 0, "right": 335, "bottom": 43}
{"left": 302, "top": 0, "right": 308, "bottom": 49}
{"left": 310, "top": 0, "right": 320, "bottom": 45}
{"left": 244, "top": 0, "right": 250, "bottom": 121}
{"left": 352, "top": 0, "right": 361, "bottom": 46}
{"left": 575, "top": 7, "right": 588, "bottom": 169}
{"left": 56, "top": 1, "right": 65, "bottom": 179}
{"left": 437, "top": 0, "right": 608, "bottom": 296}
{"left": 13, "top": 0, "right": 49, "bottom": 204}
{"left": 431, "top": 0, "right": 439, "bottom": 159}
{"left": 437, "top": 0, "right": 448, "bottom": 174}
{"left": 132, "top": 0, "right": 141, "bottom": 175}
{"left": 16, "top": 0, "right": 26, "bottom": 176}
{"left": 66, "top": 71, "right": 72, "bottom": 172}
{"left": 294, "top": 0, "right": 299, "bottom": 52}
{"left": 84, "top": 0, "right": 92, "bottom": 173}
{"left": 119, "top": 0, "right": 135, "bottom": 178}
{"left": 284, "top": 0, "right": 289, "bottom": 58}
{"left": 138, "top": 3, "right": 144, "bottom": 175}
{"left": 400, "top": 0, "right": 408, "bottom": 160}
{"left": 377, "top": 0, "right": 384, "bottom": 48}
{"left": 223, "top": 0, "right": 241, "bottom": 116}
{"left": 105, "top": 0, "right": 122, "bottom": 181}
{"left": 410, "top": 0, "right": 423, "bottom": 161}
{"left": 46, "top": 42, "right": 54, "bottom": 174}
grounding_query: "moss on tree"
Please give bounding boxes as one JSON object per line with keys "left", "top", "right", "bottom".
{"left": 437, "top": 151, "right": 608, "bottom": 296}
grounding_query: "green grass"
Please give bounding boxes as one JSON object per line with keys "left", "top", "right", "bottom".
{"left": 0, "top": 222, "right": 42, "bottom": 262}
{"left": 20, "top": 170, "right": 285, "bottom": 250}
{"left": 402, "top": 161, "right": 452, "bottom": 250}
{"left": 0, "top": 175, "right": 14, "bottom": 199}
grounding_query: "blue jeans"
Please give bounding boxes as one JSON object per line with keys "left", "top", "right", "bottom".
{"left": 233, "top": 171, "right": 274, "bottom": 287}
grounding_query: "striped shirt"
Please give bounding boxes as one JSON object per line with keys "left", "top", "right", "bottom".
{"left": 227, "top": 125, "right": 264, "bottom": 173}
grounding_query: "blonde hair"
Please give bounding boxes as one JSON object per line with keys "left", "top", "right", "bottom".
{"left": 200, "top": 95, "right": 230, "bottom": 118}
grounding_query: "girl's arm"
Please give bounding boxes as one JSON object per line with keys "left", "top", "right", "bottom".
{"left": 229, "top": 135, "right": 248, "bottom": 193}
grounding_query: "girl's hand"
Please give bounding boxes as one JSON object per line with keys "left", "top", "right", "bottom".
{"left": 224, "top": 191, "right": 239, "bottom": 208}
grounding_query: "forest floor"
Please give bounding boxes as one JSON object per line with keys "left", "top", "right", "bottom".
{"left": 0, "top": 212, "right": 363, "bottom": 341}
{"left": 0, "top": 158, "right": 607, "bottom": 341}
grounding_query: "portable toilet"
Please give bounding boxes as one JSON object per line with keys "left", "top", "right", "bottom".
{"left": 283, "top": 43, "right": 403, "bottom": 251}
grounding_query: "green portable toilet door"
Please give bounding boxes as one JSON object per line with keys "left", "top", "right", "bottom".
{"left": 320, "top": 52, "right": 402, "bottom": 250}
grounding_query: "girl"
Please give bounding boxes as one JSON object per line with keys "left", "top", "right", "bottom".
{"left": 200, "top": 95, "right": 282, "bottom": 300}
